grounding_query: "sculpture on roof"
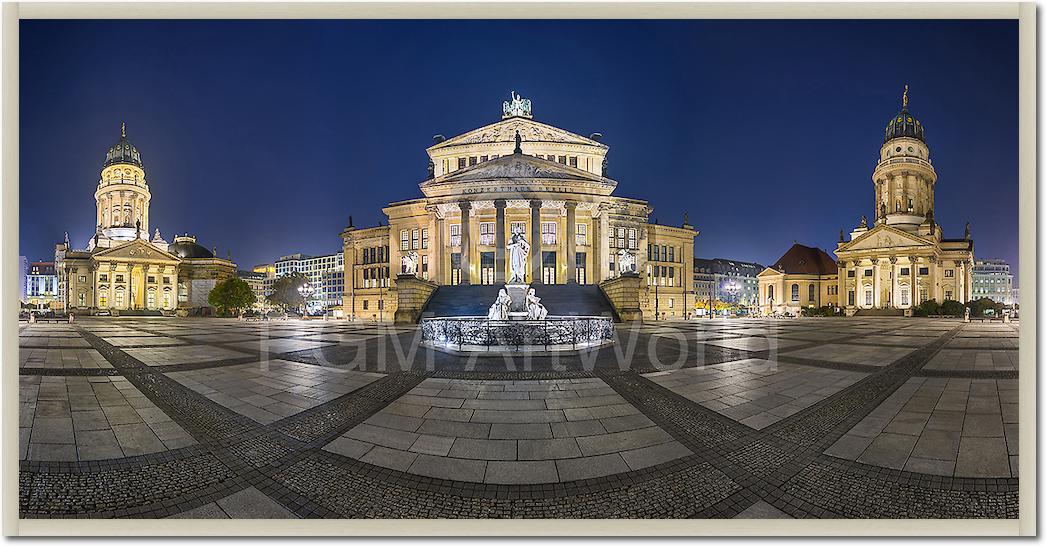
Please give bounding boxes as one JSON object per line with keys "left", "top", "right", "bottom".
{"left": 401, "top": 251, "right": 419, "bottom": 276}
{"left": 502, "top": 91, "right": 533, "bottom": 119}
{"left": 617, "top": 248, "right": 636, "bottom": 275}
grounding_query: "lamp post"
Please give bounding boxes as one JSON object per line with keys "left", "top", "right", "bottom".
{"left": 297, "top": 282, "right": 314, "bottom": 320}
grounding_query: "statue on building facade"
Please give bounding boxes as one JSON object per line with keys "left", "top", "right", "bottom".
{"left": 859, "top": 215, "right": 868, "bottom": 229}
{"left": 487, "top": 288, "right": 511, "bottom": 320}
{"left": 839, "top": 229, "right": 845, "bottom": 243}
{"left": 526, "top": 288, "right": 548, "bottom": 320}
{"left": 506, "top": 226, "right": 530, "bottom": 283}
{"left": 617, "top": 248, "right": 637, "bottom": 274}
{"left": 401, "top": 251, "right": 419, "bottom": 276}
{"left": 964, "top": 222, "right": 971, "bottom": 240}
{"left": 879, "top": 203, "right": 887, "bottom": 220}
{"left": 502, "top": 91, "right": 533, "bottom": 119}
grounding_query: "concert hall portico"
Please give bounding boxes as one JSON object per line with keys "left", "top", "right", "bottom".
{"left": 341, "top": 94, "right": 698, "bottom": 321}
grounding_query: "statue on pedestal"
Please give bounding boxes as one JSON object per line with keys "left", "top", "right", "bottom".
{"left": 401, "top": 251, "right": 419, "bottom": 276}
{"left": 526, "top": 288, "right": 548, "bottom": 320}
{"left": 617, "top": 248, "right": 636, "bottom": 274}
{"left": 487, "top": 288, "right": 511, "bottom": 320}
{"left": 506, "top": 226, "right": 530, "bottom": 283}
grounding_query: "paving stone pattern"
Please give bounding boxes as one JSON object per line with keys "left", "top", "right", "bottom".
{"left": 17, "top": 317, "right": 1019, "bottom": 519}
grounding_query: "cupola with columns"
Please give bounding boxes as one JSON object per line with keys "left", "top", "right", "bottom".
{"left": 96, "top": 123, "right": 151, "bottom": 242}
{"left": 871, "top": 85, "right": 937, "bottom": 233}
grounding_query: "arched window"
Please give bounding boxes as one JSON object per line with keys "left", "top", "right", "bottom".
{"left": 791, "top": 284, "right": 799, "bottom": 302}
{"left": 809, "top": 284, "right": 816, "bottom": 302}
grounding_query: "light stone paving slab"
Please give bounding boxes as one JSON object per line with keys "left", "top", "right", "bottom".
{"left": 643, "top": 359, "right": 868, "bottom": 428}
{"left": 323, "top": 377, "right": 691, "bottom": 484}
{"left": 19, "top": 348, "right": 113, "bottom": 369}
{"left": 123, "top": 345, "right": 252, "bottom": 366}
{"left": 20, "top": 375, "right": 196, "bottom": 461}
{"left": 778, "top": 343, "right": 916, "bottom": 367}
{"left": 166, "top": 359, "right": 385, "bottom": 424}
{"left": 826, "top": 377, "right": 1017, "bottom": 477}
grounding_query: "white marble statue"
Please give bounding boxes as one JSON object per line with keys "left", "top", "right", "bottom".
{"left": 526, "top": 288, "right": 548, "bottom": 320}
{"left": 506, "top": 227, "right": 530, "bottom": 283}
{"left": 617, "top": 248, "right": 636, "bottom": 274}
{"left": 401, "top": 251, "right": 419, "bottom": 276}
{"left": 487, "top": 288, "right": 511, "bottom": 320}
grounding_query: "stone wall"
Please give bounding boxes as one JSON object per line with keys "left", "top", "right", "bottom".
{"left": 394, "top": 274, "right": 439, "bottom": 324}
{"left": 598, "top": 272, "right": 647, "bottom": 322}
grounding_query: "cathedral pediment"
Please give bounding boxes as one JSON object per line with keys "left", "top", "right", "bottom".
{"left": 838, "top": 225, "right": 933, "bottom": 253}
{"left": 428, "top": 117, "right": 607, "bottom": 151}
{"left": 419, "top": 153, "right": 617, "bottom": 198}
{"left": 92, "top": 238, "right": 181, "bottom": 263}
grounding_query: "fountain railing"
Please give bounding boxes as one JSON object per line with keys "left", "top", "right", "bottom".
{"left": 420, "top": 315, "right": 614, "bottom": 352}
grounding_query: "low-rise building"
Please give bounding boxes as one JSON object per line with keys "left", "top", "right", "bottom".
{"left": 274, "top": 252, "right": 344, "bottom": 313}
{"left": 972, "top": 259, "right": 1015, "bottom": 305}
{"left": 758, "top": 243, "right": 839, "bottom": 316}
{"left": 26, "top": 261, "right": 59, "bottom": 310}
{"left": 693, "top": 257, "right": 763, "bottom": 314}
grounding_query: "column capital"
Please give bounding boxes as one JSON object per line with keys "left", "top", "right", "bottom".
{"left": 493, "top": 198, "right": 507, "bottom": 209}
{"left": 530, "top": 198, "right": 543, "bottom": 208}
{"left": 458, "top": 200, "right": 472, "bottom": 211}
{"left": 564, "top": 200, "right": 578, "bottom": 210}
{"left": 889, "top": 256, "right": 898, "bottom": 264}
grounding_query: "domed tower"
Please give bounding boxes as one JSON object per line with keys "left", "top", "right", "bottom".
{"left": 95, "top": 123, "right": 150, "bottom": 242}
{"left": 871, "top": 85, "right": 937, "bottom": 233}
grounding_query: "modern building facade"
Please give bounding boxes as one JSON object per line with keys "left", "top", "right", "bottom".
{"left": 54, "top": 125, "right": 236, "bottom": 314}
{"left": 833, "top": 87, "right": 974, "bottom": 312}
{"left": 26, "top": 261, "right": 60, "bottom": 309}
{"left": 340, "top": 94, "right": 698, "bottom": 321}
{"left": 694, "top": 257, "right": 763, "bottom": 313}
{"left": 274, "top": 252, "right": 344, "bottom": 313}
{"left": 758, "top": 243, "right": 839, "bottom": 316}
{"left": 972, "top": 259, "right": 1014, "bottom": 305}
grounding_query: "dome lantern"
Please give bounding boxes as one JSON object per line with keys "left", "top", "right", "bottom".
{"left": 103, "top": 122, "right": 144, "bottom": 168}
{"left": 883, "top": 84, "right": 925, "bottom": 143}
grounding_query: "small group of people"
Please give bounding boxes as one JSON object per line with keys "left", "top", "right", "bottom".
{"left": 487, "top": 287, "right": 547, "bottom": 320}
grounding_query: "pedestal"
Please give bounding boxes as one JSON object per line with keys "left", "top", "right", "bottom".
{"left": 598, "top": 272, "right": 646, "bottom": 322}
{"left": 394, "top": 274, "right": 438, "bottom": 324}
{"left": 505, "top": 283, "right": 530, "bottom": 320}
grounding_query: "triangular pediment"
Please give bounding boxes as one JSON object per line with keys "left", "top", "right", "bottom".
{"left": 93, "top": 238, "right": 181, "bottom": 263}
{"left": 839, "top": 224, "right": 933, "bottom": 253}
{"left": 757, "top": 267, "right": 783, "bottom": 278}
{"left": 429, "top": 117, "right": 607, "bottom": 151}
{"left": 418, "top": 153, "right": 618, "bottom": 199}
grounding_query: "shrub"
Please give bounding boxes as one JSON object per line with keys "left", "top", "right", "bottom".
{"left": 940, "top": 299, "right": 965, "bottom": 317}
{"left": 912, "top": 299, "right": 940, "bottom": 317}
{"left": 967, "top": 297, "right": 1002, "bottom": 318}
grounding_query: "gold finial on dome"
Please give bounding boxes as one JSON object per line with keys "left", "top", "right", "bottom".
{"left": 902, "top": 84, "right": 909, "bottom": 109}
{"left": 121, "top": 122, "right": 126, "bottom": 138}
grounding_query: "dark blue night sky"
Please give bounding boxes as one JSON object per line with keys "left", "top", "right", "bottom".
{"left": 20, "top": 20, "right": 1019, "bottom": 283}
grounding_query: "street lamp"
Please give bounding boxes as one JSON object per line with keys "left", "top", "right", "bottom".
{"left": 297, "top": 282, "right": 314, "bottom": 319}
{"left": 724, "top": 281, "right": 740, "bottom": 317}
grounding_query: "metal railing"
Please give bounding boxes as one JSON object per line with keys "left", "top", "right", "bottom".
{"left": 420, "top": 316, "right": 614, "bottom": 351}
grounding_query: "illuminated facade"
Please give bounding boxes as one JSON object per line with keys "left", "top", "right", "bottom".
{"left": 342, "top": 94, "right": 698, "bottom": 321}
{"left": 54, "top": 125, "right": 236, "bottom": 314}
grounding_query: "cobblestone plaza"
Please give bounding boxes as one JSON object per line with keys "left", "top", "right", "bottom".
{"left": 18, "top": 317, "right": 1018, "bottom": 519}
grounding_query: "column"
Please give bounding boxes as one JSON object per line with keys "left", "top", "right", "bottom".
{"left": 837, "top": 261, "right": 846, "bottom": 308}
{"left": 494, "top": 199, "right": 507, "bottom": 283}
{"left": 434, "top": 215, "right": 445, "bottom": 284}
{"left": 928, "top": 257, "right": 938, "bottom": 301}
{"left": 910, "top": 256, "right": 917, "bottom": 306}
{"left": 598, "top": 206, "right": 610, "bottom": 281}
{"left": 530, "top": 199, "right": 542, "bottom": 284}
{"left": 565, "top": 201, "right": 577, "bottom": 283}
{"left": 889, "top": 257, "right": 897, "bottom": 308}
{"left": 872, "top": 259, "right": 881, "bottom": 307}
{"left": 458, "top": 201, "right": 471, "bottom": 285}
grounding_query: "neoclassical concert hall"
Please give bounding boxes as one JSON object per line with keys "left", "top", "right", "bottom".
{"left": 341, "top": 93, "right": 697, "bottom": 321}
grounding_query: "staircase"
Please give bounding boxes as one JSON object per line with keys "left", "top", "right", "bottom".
{"left": 854, "top": 308, "right": 905, "bottom": 317}
{"left": 422, "top": 283, "right": 618, "bottom": 321}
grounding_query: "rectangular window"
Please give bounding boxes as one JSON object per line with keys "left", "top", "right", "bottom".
{"left": 451, "top": 253, "right": 461, "bottom": 285}
{"left": 541, "top": 222, "right": 557, "bottom": 245}
{"left": 569, "top": 156, "right": 578, "bottom": 168}
{"left": 469, "top": 156, "right": 477, "bottom": 166}
{"left": 162, "top": 276, "right": 170, "bottom": 284}
{"left": 457, "top": 157, "right": 466, "bottom": 169}
{"left": 98, "top": 295, "right": 107, "bottom": 307}
{"left": 363, "top": 300, "right": 369, "bottom": 310}
{"left": 116, "top": 275, "right": 124, "bottom": 283}
{"left": 411, "top": 229, "right": 420, "bottom": 250}
{"left": 864, "top": 269, "right": 872, "bottom": 277}
{"left": 480, "top": 252, "right": 495, "bottom": 285}
{"left": 79, "top": 275, "right": 87, "bottom": 283}
{"left": 450, "top": 224, "right": 461, "bottom": 247}
{"left": 480, "top": 155, "right": 488, "bottom": 163}
{"left": 945, "top": 290, "right": 953, "bottom": 299}
{"left": 668, "top": 247, "right": 675, "bottom": 262}
{"left": 944, "top": 269, "right": 954, "bottom": 278}
{"left": 668, "top": 266, "right": 675, "bottom": 287}
{"left": 653, "top": 245, "right": 660, "bottom": 262}
{"left": 628, "top": 228, "right": 638, "bottom": 249}
{"left": 847, "top": 270, "right": 855, "bottom": 278}
{"left": 558, "top": 155, "right": 567, "bottom": 164}
{"left": 576, "top": 224, "right": 587, "bottom": 246}
{"left": 400, "top": 230, "right": 409, "bottom": 251}
{"left": 900, "top": 267, "right": 910, "bottom": 276}
{"left": 147, "top": 276, "right": 156, "bottom": 283}
{"left": 919, "top": 267, "right": 929, "bottom": 275}
{"left": 576, "top": 252, "right": 587, "bottom": 284}
{"left": 901, "top": 287, "right": 910, "bottom": 306}
{"left": 479, "top": 222, "right": 495, "bottom": 246}
{"left": 421, "top": 255, "right": 429, "bottom": 280}
{"left": 510, "top": 221, "right": 526, "bottom": 236}
{"left": 542, "top": 251, "right": 557, "bottom": 284}
{"left": 99, "top": 274, "right": 108, "bottom": 282}
{"left": 421, "top": 228, "right": 429, "bottom": 249}
{"left": 616, "top": 227, "right": 626, "bottom": 248}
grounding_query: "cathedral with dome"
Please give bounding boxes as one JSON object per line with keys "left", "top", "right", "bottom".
{"left": 760, "top": 87, "right": 974, "bottom": 316}
{"left": 54, "top": 125, "right": 236, "bottom": 314}
{"left": 341, "top": 93, "right": 698, "bottom": 321}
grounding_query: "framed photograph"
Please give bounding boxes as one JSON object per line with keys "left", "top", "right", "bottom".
{"left": 5, "top": 1, "right": 1034, "bottom": 536}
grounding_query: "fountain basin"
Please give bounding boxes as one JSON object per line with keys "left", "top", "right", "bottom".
{"left": 420, "top": 316, "right": 614, "bottom": 353}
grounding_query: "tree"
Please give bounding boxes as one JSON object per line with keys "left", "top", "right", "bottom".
{"left": 940, "top": 299, "right": 965, "bottom": 317}
{"left": 266, "top": 273, "right": 309, "bottom": 311}
{"left": 968, "top": 297, "right": 1002, "bottom": 318}
{"left": 208, "top": 278, "right": 256, "bottom": 316}
{"left": 912, "top": 299, "right": 940, "bottom": 317}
